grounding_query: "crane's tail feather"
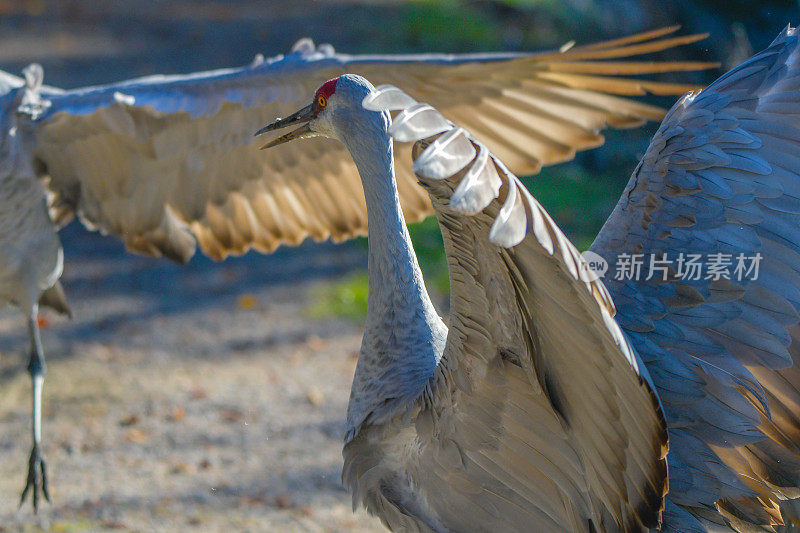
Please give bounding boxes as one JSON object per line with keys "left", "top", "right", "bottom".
{"left": 38, "top": 281, "right": 70, "bottom": 318}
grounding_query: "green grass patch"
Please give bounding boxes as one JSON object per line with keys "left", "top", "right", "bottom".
{"left": 402, "top": 1, "right": 502, "bottom": 50}
{"left": 308, "top": 270, "right": 370, "bottom": 321}
{"left": 308, "top": 218, "right": 451, "bottom": 321}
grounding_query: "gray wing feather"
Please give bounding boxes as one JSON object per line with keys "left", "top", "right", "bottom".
{"left": 590, "top": 25, "right": 800, "bottom": 530}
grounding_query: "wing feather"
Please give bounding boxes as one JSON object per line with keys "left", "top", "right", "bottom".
{"left": 590, "top": 25, "right": 800, "bottom": 529}
{"left": 25, "top": 28, "right": 710, "bottom": 260}
{"left": 344, "top": 87, "right": 669, "bottom": 532}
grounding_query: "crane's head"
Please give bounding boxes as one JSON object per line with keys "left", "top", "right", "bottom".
{"left": 256, "top": 74, "right": 385, "bottom": 149}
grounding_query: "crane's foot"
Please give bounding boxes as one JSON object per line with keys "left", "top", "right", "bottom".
{"left": 19, "top": 443, "right": 49, "bottom": 513}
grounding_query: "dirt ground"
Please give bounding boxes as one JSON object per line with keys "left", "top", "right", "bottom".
{"left": 0, "top": 224, "right": 384, "bottom": 532}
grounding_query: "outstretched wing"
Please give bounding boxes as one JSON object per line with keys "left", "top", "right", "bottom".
{"left": 0, "top": 70, "right": 23, "bottom": 94}
{"left": 25, "top": 28, "right": 711, "bottom": 261}
{"left": 590, "top": 25, "right": 800, "bottom": 531}
{"left": 344, "top": 87, "right": 669, "bottom": 531}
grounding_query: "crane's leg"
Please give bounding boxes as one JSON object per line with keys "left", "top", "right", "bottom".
{"left": 19, "top": 309, "right": 49, "bottom": 512}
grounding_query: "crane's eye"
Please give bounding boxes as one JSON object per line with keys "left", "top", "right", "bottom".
{"left": 317, "top": 95, "right": 327, "bottom": 109}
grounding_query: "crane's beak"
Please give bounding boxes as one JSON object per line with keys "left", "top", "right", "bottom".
{"left": 255, "top": 103, "right": 315, "bottom": 149}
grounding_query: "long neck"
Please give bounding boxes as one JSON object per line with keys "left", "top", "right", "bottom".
{"left": 342, "top": 110, "right": 445, "bottom": 439}
{"left": 344, "top": 116, "right": 438, "bottom": 332}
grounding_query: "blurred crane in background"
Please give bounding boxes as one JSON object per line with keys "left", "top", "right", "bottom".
{"left": 0, "top": 28, "right": 711, "bottom": 509}
{"left": 258, "top": 25, "right": 800, "bottom": 531}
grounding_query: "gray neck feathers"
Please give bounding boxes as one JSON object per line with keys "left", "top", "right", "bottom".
{"left": 340, "top": 107, "right": 446, "bottom": 441}
{"left": 346, "top": 113, "right": 427, "bottom": 316}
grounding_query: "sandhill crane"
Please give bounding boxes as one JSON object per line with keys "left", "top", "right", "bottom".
{"left": 0, "top": 29, "right": 709, "bottom": 509}
{"left": 257, "top": 25, "right": 800, "bottom": 531}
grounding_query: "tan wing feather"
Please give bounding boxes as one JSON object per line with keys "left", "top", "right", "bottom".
{"left": 31, "top": 28, "right": 712, "bottom": 261}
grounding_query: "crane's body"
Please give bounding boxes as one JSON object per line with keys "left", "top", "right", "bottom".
{"left": 260, "top": 25, "right": 800, "bottom": 532}
{"left": 0, "top": 70, "right": 65, "bottom": 506}
{"left": 261, "top": 73, "right": 669, "bottom": 531}
{"left": 0, "top": 73, "right": 61, "bottom": 312}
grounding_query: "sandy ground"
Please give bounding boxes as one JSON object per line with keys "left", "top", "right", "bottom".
{"left": 0, "top": 224, "right": 384, "bottom": 532}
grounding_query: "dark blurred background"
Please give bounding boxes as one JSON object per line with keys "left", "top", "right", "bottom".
{"left": 0, "top": 0, "right": 793, "bottom": 83}
{"left": 0, "top": 2, "right": 798, "bottom": 531}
